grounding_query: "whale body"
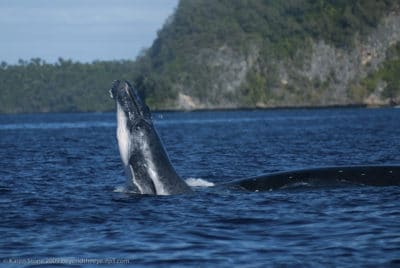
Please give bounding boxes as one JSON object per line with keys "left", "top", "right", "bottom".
{"left": 110, "top": 80, "right": 400, "bottom": 195}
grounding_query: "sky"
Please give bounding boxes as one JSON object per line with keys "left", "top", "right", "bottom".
{"left": 0, "top": 0, "right": 178, "bottom": 64}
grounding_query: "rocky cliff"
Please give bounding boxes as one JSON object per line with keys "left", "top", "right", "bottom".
{"left": 134, "top": 0, "right": 400, "bottom": 110}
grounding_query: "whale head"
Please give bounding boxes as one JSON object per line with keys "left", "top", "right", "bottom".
{"left": 109, "top": 80, "right": 155, "bottom": 193}
{"left": 109, "top": 79, "right": 151, "bottom": 166}
{"left": 109, "top": 80, "right": 151, "bottom": 126}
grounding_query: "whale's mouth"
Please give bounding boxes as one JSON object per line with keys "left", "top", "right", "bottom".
{"left": 109, "top": 80, "right": 137, "bottom": 104}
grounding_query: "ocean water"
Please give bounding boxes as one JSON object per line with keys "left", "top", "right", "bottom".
{"left": 0, "top": 108, "right": 399, "bottom": 267}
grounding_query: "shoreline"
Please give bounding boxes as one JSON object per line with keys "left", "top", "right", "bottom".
{"left": 0, "top": 103, "right": 399, "bottom": 116}
{"left": 152, "top": 103, "right": 369, "bottom": 113}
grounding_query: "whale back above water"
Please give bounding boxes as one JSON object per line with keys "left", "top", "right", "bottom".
{"left": 110, "top": 80, "right": 400, "bottom": 195}
{"left": 229, "top": 165, "right": 400, "bottom": 192}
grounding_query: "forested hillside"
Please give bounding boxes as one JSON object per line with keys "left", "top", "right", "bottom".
{"left": 136, "top": 0, "right": 400, "bottom": 109}
{"left": 0, "top": 59, "right": 135, "bottom": 113}
{"left": 1, "top": 0, "right": 400, "bottom": 113}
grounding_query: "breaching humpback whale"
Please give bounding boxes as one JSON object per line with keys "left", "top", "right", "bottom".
{"left": 110, "top": 80, "right": 192, "bottom": 195}
{"left": 110, "top": 80, "right": 400, "bottom": 195}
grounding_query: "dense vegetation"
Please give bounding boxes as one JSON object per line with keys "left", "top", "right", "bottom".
{"left": 0, "top": 0, "right": 399, "bottom": 113}
{"left": 0, "top": 59, "right": 136, "bottom": 113}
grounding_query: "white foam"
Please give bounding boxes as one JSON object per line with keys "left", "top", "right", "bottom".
{"left": 113, "top": 185, "right": 129, "bottom": 193}
{"left": 185, "top": 178, "right": 215, "bottom": 187}
{"left": 113, "top": 185, "right": 141, "bottom": 194}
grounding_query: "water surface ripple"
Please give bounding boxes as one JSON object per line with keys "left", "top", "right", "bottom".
{"left": 0, "top": 108, "right": 399, "bottom": 267}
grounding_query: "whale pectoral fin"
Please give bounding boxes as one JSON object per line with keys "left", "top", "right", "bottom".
{"left": 128, "top": 155, "right": 156, "bottom": 195}
{"left": 123, "top": 165, "right": 140, "bottom": 193}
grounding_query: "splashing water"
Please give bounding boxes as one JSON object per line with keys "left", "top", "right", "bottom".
{"left": 185, "top": 178, "right": 215, "bottom": 187}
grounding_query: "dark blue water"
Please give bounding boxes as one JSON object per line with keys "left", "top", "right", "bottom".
{"left": 1, "top": 108, "right": 400, "bottom": 267}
